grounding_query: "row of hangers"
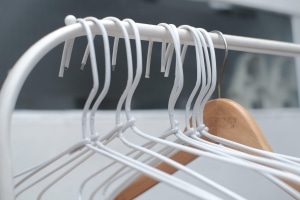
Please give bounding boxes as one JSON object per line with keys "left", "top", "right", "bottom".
{"left": 10, "top": 15, "right": 300, "bottom": 199}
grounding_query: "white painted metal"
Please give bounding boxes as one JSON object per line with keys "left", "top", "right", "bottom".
{"left": 1, "top": 17, "right": 300, "bottom": 199}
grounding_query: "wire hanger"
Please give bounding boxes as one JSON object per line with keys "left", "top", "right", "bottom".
{"left": 112, "top": 22, "right": 245, "bottom": 200}
{"left": 86, "top": 17, "right": 224, "bottom": 200}
{"left": 104, "top": 17, "right": 228, "bottom": 200}
{"left": 68, "top": 17, "right": 223, "bottom": 200}
{"left": 77, "top": 17, "right": 189, "bottom": 199}
{"left": 104, "top": 19, "right": 246, "bottom": 200}
{"left": 86, "top": 18, "right": 193, "bottom": 199}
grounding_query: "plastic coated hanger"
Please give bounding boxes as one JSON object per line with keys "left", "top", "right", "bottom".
{"left": 87, "top": 19, "right": 197, "bottom": 199}
{"left": 112, "top": 21, "right": 241, "bottom": 199}
{"left": 73, "top": 17, "right": 220, "bottom": 199}
{"left": 61, "top": 16, "right": 224, "bottom": 200}
{"left": 56, "top": 17, "right": 213, "bottom": 200}
{"left": 101, "top": 19, "right": 244, "bottom": 200}
{"left": 77, "top": 18, "right": 192, "bottom": 197}
{"left": 86, "top": 16, "right": 223, "bottom": 200}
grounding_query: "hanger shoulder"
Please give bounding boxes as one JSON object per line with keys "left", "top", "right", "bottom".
{"left": 203, "top": 98, "right": 272, "bottom": 151}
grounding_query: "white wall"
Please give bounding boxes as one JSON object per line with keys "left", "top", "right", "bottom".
{"left": 11, "top": 109, "right": 300, "bottom": 199}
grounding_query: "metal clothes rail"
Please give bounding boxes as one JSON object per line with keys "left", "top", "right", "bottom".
{"left": 1, "top": 16, "right": 300, "bottom": 200}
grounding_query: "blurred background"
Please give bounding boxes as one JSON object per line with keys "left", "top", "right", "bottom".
{"left": 2, "top": 2, "right": 300, "bottom": 199}
{"left": 0, "top": 0, "right": 299, "bottom": 110}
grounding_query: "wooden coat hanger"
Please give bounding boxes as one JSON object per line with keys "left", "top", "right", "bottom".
{"left": 115, "top": 98, "right": 274, "bottom": 200}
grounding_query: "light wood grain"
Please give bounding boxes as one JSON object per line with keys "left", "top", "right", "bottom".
{"left": 203, "top": 98, "right": 272, "bottom": 152}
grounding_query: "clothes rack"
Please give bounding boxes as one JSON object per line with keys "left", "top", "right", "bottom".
{"left": 1, "top": 15, "right": 300, "bottom": 200}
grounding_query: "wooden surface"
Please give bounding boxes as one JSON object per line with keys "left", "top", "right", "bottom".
{"left": 115, "top": 99, "right": 298, "bottom": 199}
{"left": 203, "top": 98, "right": 272, "bottom": 151}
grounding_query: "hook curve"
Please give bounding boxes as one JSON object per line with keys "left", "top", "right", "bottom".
{"left": 211, "top": 30, "right": 228, "bottom": 98}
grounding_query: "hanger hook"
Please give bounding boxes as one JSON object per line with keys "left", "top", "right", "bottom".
{"left": 211, "top": 30, "right": 228, "bottom": 98}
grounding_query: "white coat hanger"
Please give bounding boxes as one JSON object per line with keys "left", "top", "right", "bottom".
{"left": 83, "top": 17, "right": 145, "bottom": 199}
{"left": 94, "top": 19, "right": 243, "bottom": 200}
{"left": 103, "top": 17, "right": 228, "bottom": 200}
{"left": 107, "top": 21, "right": 240, "bottom": 200}
{"left": 90, "top": 17, "right": 225, "bottom": 200}
{"left": 66, "top": 17, "right": 188, "bottom": 199}
{"left": 191, "top": 28, "right": 216, "bottom": 128}
{"left": 106, "top": 19, "right": 245, "bottom": 200}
